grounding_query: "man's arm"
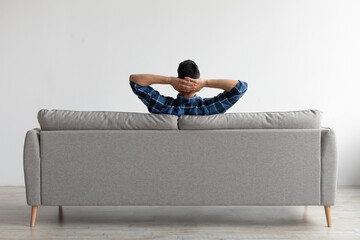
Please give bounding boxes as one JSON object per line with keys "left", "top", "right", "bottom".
{"left": 203, "top": 79, "right": 239, "bottom": 92}
{"left": 129, "top": 74, "right": 171, "bottom": 86}
{"left": 129, "top": 77, "right": 169, "bottom": 114}
{"left": 129, "top": 74, "right": 185, "bottom": 114}
{"left": 130, "top": 74, "right": 186, "bottom": 94}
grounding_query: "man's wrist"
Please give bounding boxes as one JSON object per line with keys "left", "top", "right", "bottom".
{"left": 202, "top": 79, "right": 208, "bottom": 88}
{"left": 166, "top": 76, "right": 173, "bottom": 85}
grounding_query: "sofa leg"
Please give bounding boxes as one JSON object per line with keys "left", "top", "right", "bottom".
{"left": 324, "top": 206, "right": 332, "bottom": 227}
{"left": 59, "top": 206, "right": 63, "bottom": 221}
{"left": 30, "top": 206, "right": 38, "bottom": 227}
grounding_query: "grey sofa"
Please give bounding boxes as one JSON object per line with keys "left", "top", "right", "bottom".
{"left": 23, "top": 109, "right": 338, "bottom": 227}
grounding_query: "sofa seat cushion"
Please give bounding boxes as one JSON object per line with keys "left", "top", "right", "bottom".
{"left": 179, "top": 109, "right": 322, "bottom": 130}
{"left": 38, "top": 109, "right": 178, "bottom": 130}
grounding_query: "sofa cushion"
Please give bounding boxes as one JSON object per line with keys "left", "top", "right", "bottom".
{"left": 38, "top": 109, "right": 178, "bottom": 130}
{"left": 179, "top": 109, "right": 322, "bottom": 130}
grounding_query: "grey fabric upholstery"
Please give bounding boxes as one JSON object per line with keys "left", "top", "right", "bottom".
{"left": 321, "top": 128, "right": 338, "bottom": 205}
{"left": 40, "top": 130, "right": 321, "bottom": 206}
{"left": 23, "top": 129, "right": 41, "bottom": 206}
{"left": 38, "top": 109, "right": 178, "bottom": 130}
{"left": 24, "top": 110, "right": 338, "bottom": 208}
{"left": 179, "top": 109, "right": 322, "bottom": 130}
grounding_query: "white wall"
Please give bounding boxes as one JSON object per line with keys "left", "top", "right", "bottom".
{"left": 1, "top": 0, "right": 360, "bottom": 185}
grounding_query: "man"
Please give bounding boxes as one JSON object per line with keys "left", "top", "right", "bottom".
{"left": 129, "top": 59, "right": 248, "bottom": 116}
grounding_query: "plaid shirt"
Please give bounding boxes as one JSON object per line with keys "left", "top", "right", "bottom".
{"left": 130, "top": 80, "right": 248, "bottom": 116}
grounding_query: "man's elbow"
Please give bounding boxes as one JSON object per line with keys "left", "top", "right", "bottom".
{"left": 231, "top": 81, "right": 248, "bottom": 98}
{"left": 242, "top": 81, "right": 248, "bottom": 93}
{"left": 129, "top": 74, "right": 138, "bottom": 83}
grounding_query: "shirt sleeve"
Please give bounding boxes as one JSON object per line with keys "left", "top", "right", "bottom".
{"left": 202, "top": 80, "right": 248, "bottom": 114}
{"left": 129, "top": 81, "right": 174, "bottom": 114}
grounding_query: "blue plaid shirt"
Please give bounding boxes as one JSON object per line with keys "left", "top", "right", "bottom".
{"left": 130, "top": 80, "right": 248, "bottom": 116}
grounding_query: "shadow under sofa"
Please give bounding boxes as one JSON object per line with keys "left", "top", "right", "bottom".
{"left": 23, "top": 109, "right": 338, "bottom": 227}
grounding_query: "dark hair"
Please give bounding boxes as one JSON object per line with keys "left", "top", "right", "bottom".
{"left": 177, "top": 59, "right": 200, "bottom": 79}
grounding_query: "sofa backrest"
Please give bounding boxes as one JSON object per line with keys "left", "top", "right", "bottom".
{"left": 38, "top": 109, "right": 178, "bottom": 130}
{"left": 179, "top": 109, "right": 322, "bottom": 130}
{"left": 38, "top": 109, "right": 322, "bottom": 130}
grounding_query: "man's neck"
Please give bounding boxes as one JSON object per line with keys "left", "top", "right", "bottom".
{"left": 181, "top": 92, "right": 196, "bottom": 98}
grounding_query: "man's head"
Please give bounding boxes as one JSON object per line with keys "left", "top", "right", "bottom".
{"left": 177, "top": 59, "right": 200, "bottom": 79}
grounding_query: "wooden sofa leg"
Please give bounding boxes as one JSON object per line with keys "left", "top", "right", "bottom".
{"left": 30, "top": 206, "right": 38, "bottom": 227}
{"left": 324, "top": 206, "right": 332, "bottom": 227}
{"left": 59, "top": 206, "right": 64, "bottom": 221}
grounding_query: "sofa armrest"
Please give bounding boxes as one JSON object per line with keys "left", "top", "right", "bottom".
{"left": 321, "top": 127, "right": 338, "bottom": 205}
{"left": 23, "top": 129, "right": 41, "bottom": 206}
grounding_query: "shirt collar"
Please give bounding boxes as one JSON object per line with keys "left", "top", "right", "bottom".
{"left": 176, "top": 94, "right": 199, "bottom": 103}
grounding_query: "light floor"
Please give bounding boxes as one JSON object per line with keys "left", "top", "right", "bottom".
{"left": 0, "top": 186, "right": 360, "bottom": 240}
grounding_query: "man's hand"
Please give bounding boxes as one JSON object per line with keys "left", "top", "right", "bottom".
{"left": 169, "top": 77, "right": 184, "bottom": 94}
{"left": 179, "top": 77, "right": 206, "bottom": 93}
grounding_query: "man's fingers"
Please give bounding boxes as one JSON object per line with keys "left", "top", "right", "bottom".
{"left": 179, "top": 82, "right": 195, "bottom": 89}
{"left": 182, "top": 87, "right": 192, "bottom": 92}
{"left": 181, "top": 85, "right": 193, "bottom": 90}
{"left": 181, "top": 79, "right": 195, "bottom": 85}
{"left": 184, "top": 77, "right": 198, "bottom": 84}
{"left": 184, "top": 77, "right": 193, "bottom": 82}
